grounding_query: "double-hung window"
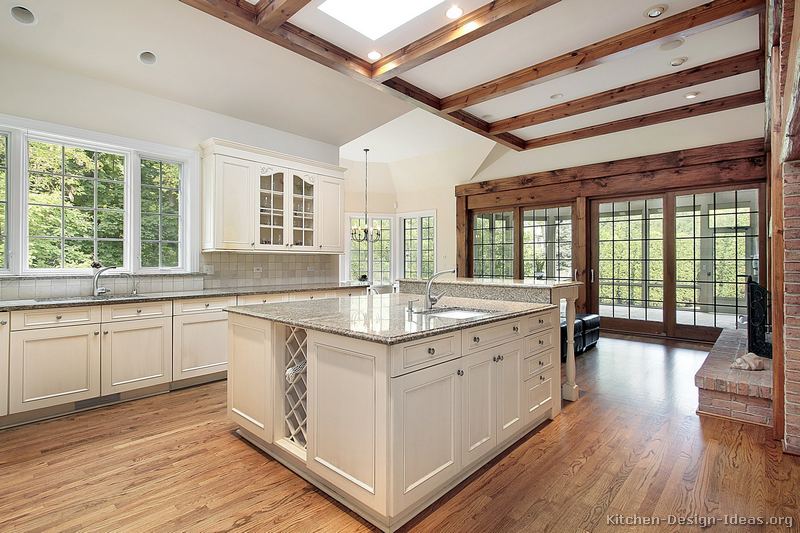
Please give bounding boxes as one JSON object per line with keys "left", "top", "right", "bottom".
{"left": 522, "top": 206, "right": 573, "bottom": 281}
{"left": 401, "top": 213, "right": 435, "bottom": 279}
{"left": 472, "top": 211, "right": 514, "bottom": 279}
{"left": 346, "top": 215, "right": 392, "bottom": 285}
{"left": 140, "top": 158, "right": 182, "bottom": 268}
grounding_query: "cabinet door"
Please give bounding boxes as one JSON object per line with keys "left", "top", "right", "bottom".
{"left": 228, "top": 314, "right": 273, "bottom": 443}
{"left": 289, "top": 171, "right": 315, "bottom": 250}
{"left": 390, "top": 358, "right": 461, "bottom": 517}
{"left": 173, "top": 311, "right": 228, "bottom": 380}
{"left": 215, "top": 155, "right": 254, "bottom": 250}
{"left": 9, "top": 324, "right": 101, "bottom": 413}
{"left": 101, "top": 318, "right": 172, "bottom": 395}
{"left": 461, "top": 349, "right": 496, "bottom": 468}
{"left": 524, "top": 369, "right": 555, "bottom": 425}
{"left": 255, "top": 165, "right": 287, "bottom": 251}
{"left": 315, "top": 176, "right": 344, "bottom": 253}
{"left": 496, "top": 340, "right": 524, "bottom": 443}
{"left": 0, "top": 313, "right": 8, "bottom": 416}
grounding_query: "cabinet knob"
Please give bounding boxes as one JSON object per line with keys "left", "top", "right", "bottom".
{"left": 427, "top": 347, "right": 436, "bottom": 356}
{"left": 538, "top": 339, "right": 544, "bottom": 345}
{"left": 0, "top": 320, "right": 6, "bottom": 326}
{"left": 94, "top": 331, "right": 100, "bottom": 336}
{"left": 251, "top": 242, "right": 255, "bottom": 247}
{"left": 540, "top": 375, "right": 545, "bottom": 381}
{"left": 457, "top": 369, "right": 464, "bottom": 376}
{"left": 137, "top": 309, "right": 142, "bottom": 314}
{"left": 104, "top": 331, "right": 109, "bottom": 335}
{"left": 492, "top": 356, "right": 498, "bottom": 362}
{"left": 512, "top": 326, "right": 519, "bottom": 332}
{"left": 204, "top": 303, "right": 210, "bottom": 307}
{"left": 499, "top": 355, "right": 504, "bottom": 361}
{"left": 55, "top": 315, "right": 63, "bottom": 320}
{"left": 319, "top": 244, "right": 323, "bottom": 248}
{"left": 538, "top": 319, "right": 544, "bottom": 324}
{"left": 539, "top": 360, "right": 544, "bottom": 366}
{"left": 473, "top": 336, "right": 480, "bottom": 343}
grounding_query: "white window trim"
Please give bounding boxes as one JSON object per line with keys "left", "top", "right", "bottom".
{"left": 341, "top": 212, "right": 396, "bottom": 285}
{"left": 0, "top": 113, "right": 200, "bottom": 276}
{"left": 396, "top": 210, "right": 437, "bottom": 280}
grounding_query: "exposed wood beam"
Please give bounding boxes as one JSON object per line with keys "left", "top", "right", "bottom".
{"left": 523, "top": 90, "right": 764, "bottom": 150}
{"left": 489, "top": 50, "right": 763, "bottom": 134}
{"left": 370, "top": 0, "right": 561, "bottom": 82}
{"left": 440, "top": 0, "right": 766, "bottom": 113}
{"left": 381, "top": 78, "right": 527, "bottom": 150}
{"left": 782, "top": 1, "right": 800, "bottom": 161}
{"left": 179, "top": 0, "right": 372, "bottom": 78}
{"left": 455, "top": 138, "right": 765, "bottom": 196}
{"left": 255, "top": 0, "right": 313, "bottom": 31}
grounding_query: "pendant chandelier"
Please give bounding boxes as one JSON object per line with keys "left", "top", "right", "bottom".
{"left": 350, "top": 148, "right": 381, "bottom": 243}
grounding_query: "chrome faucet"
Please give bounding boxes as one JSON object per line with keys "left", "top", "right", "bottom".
{"left": 118, "top": 272, "right": 138, "bottom": 295}
{"left": 93, "top": 266, "right": 116, "bottom": 296}
{"left": 424, "top": 269, "right": 456, "bottom": 311}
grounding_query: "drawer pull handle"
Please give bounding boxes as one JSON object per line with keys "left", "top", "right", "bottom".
{"left": 492, "top": 356, "right": 498, "bottom": 362}
{"left": 136, "top": 309, "right": 142, "bottom": 314}
{"left": 538, "top": 339, "right": 544, "bottom": 345}
{"left": 56, "top": 315, "right": 63, "bottom": 320}
{"left": 539, "top": 360, "right": 544, "bottom": 366}
{"left": 427, "top": 347, "right": 436, "bottom": 356}
{"left": 205, "top": 303, "right": 210, "bottom": 308}
{"left": 499, "top": 355, "right": 504, "bottom": 361}
{"left": 512, "top": 326, "right": 519, "bottom": 332}
{"left": 540, "top": 375, "right": 545, "bottom": 381}
{"left": 473, "top": 336, "right": 480, "bottom": 343}
{"left": 538, "top": 319, "right": 544, "bottom": 324}
{"left": 457, "top": 369, "right": 464, "bottom": 376}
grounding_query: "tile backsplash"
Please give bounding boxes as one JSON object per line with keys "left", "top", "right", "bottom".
{"left": 0, "top": 253, "right": 339, "bottom": 301}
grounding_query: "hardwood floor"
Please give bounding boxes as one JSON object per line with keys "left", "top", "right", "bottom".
{"left": 1, "top": 336, "right": 798, "bottom": 532}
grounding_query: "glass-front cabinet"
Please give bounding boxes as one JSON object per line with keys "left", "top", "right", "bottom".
{"left": 290, "top": 172, "right": 315, "bottom": 249}
{"left": 257, "top": 166, "right": 286, "bottom": 249}
{"left": 253, "top": 167, "right": 316, "bottom": 251}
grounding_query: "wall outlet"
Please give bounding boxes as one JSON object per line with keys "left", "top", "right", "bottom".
{"left": 202, "top": 264, "right": 214, "bottom": 275}
{"left": 253, "top": 266, "right": 263, "bottom": 273}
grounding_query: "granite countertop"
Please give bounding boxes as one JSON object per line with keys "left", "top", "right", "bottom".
{"left": 398, "top": 277, "right": 582, "bottom": 288}
{"left": 0, "top": 281, "right": 369, "bottom": 312}
{"left": 226, "top": 292, "right": 555, "bottom": 345}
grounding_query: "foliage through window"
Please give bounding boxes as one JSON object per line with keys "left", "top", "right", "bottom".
{"left": 522, "top": 206, "right": 572, "bottom": 281}
{"left": 473, "top": 211, "right": 514, "bottom": 279}
{"left": 0, "top": 133, "right": 7, "bottom": 269}
{"left": 141, "top": 159, "right": 181, "bottom": 268}
{"left": 348, "top": 216, "right": 392, "bottom": 285}
{"left": 402, "top": 215, "right": 435, "bottom": 279}
{"left": 27, "top": 140, "right": 125, "bottom": 269}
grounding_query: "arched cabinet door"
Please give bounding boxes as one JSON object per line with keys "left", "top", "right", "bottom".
{"left": 255, "top": 165, "right": 288, "bottom": 251}
{"left": 289, "top": 172, "right": 316, "bottom": 250}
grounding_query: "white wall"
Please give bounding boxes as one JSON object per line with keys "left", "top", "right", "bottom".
{"left": 0, "top": 54, "right": 339, "bottom": 164}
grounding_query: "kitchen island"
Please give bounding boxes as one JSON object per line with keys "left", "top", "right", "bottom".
{"left": 226, "top": 293, "right": 559, "bottom": 532}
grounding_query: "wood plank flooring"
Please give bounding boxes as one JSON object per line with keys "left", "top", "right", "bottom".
{"left": 1, "top": 336, "right": 799, "bottom": 532}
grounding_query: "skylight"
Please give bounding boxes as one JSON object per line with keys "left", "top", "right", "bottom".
{"left": 318, "top": 0, "right": 445, "bottom": 40}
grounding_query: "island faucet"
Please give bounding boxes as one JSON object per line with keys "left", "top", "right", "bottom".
{"left": 93, "top": 266, "right": 116, "bottom": 296}
{"left": 424, "top": 269, "right": 456, "bottom": 311}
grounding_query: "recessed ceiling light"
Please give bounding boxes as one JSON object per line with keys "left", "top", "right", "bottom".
{"left": 644, "top": 4, "right": 667, "bottom": 18}
{"left": 319, "top": 0, "right": 445, "bottom": 40}
{"left": 685, "top": 91, "right": 700, "bottom": 99}
{"left": 462, "top": 20, "right": 479, "bottom": 33}
{"left": 138, "top": 51, "right": 157, "bottom": 65}
{"left": 10, "top": 5, "right": 36, "bottom": 25}
{"left": 446, "top": 5, "right": 463, "bottom": 19}
{"left": 550, "top": 93, "right": 564, "bottom": 100}
{"left": 670, "top": 56, "right": 688, "bottom": 67}
{"left": 659, "top": 38, "right": 685, "bottom": 51}
{"left": 367, "top": 50, "right": 382, "bottom": 61}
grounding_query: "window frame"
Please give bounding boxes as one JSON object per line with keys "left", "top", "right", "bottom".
{"left": 341, "top": 212, "right": 396, "bottom": 285}
{"left": 397, "top": 210, "right": 437, "bottom": 280}
{"left": 0, "top": 113, "right": 200, "bottom": 276}
{"left": 522, "top": 204, "right": 573, "bottom": 282}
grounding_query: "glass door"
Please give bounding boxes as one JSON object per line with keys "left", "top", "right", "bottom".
{"left": 291, "top": 172, "right": 314, "bottom": 249}
{"left": 257, "top": 166, "right": 285, "bottom": 249}
{"left": 592, "top": 196, "right": 665, "bottom": 335}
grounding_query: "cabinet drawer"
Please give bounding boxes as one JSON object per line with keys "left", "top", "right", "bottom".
{"left": 331, "top": 287, "right": 367, "bottom": 298}
{"left": 288, "top": 291, "right": 330, "bottom": 301}
{"left": 524, "top": 328, "right": 556, "bottom": 356}
{"left": 237, "top": 293, "right": 288, "bottom": 306}
{"left": 526, "top": 309, "right": 557, "bottom": 334}
{"left": 101, "top": 301, "right": 172, "bottom": 322}
{"left": 390, "top": 332, "right": 462, "bottom": 377}
{"left": 523, "top": 349, "right": 554, "bottom": 380}
{"left": 523, "top": 369, "right": 555, "bottom": 425}
{"left": 174, "top": 296, "right": 237, "bottom": 315}
{"left": 11, "top": 306, "right": 101, "bottom": 331}
{"left": 463, "top": 319, "right": 522, "bottom": 354}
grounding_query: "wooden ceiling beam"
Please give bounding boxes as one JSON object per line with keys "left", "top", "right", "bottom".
{"left": 255, "top": 0, "right": 313, "bottom": 31}
{"left": 370, "top": 0, "right": 561, "bottom": 82}
{"left": 781, "top": 1, "right": 800, "bottom": 161}
{"left": 523, "top": 90, "right": 764, "bottom": 150}
{"left": 490, "top": 50, "right": 763, "bottom": 134}
{"left": 440, "top": 0, "right": 766, "bottom": 113}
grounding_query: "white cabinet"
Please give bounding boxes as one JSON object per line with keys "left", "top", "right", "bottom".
{"left": 173, "top": 312, "right": 229, "bottom": 380}
{"left": 0, "top": 313, "right": 8, "bottom": 417}
{"left": 496, "top": 340, "right": 524, "bottom": 443}
{"left": 523, "top": 369, "right": 555, "bottom": 425}
{"left": 9, "top": 324, "right": 101, "bottom": 413}
{"left": 460, "top": 349, "right": 495, "bottom": 468}
{"left": 101, "top": 317, "right": 172, "bottom": 395}
{"left": 315, "top": 175, "right": 344, "bottom": 253}
{"left": 201, "top": 139, "right": 345, "bottom": 254}
{"left": 390, "top": 357, "right": 461, "bottom": 516}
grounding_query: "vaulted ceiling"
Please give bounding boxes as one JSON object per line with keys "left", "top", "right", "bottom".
{"left": 182, "top": 0, "right": 766, "bottom": 152}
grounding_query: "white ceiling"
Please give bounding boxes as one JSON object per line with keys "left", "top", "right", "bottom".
{"left": 0, "top": 0, "right": 412, "bottom": 146}
{"left": 290, "top": 0, "right": 491, "bottom": 63}
{"left": 340, "top": 108, "right": 493, "bottom": 162}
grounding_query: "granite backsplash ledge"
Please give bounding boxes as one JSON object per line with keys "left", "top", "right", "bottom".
{"left": 0, "top": 252, "right": 340, "bottom": 300}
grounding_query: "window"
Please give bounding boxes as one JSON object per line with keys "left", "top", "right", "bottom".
{"left": 401, "top": 214, "right": 435, "bottom": 279}
{"left": 675, "top": 189, "right": 759, "bottom": 329}
{"left": 472, "top": 211, "right": 514, "bottom": 278}
{"left": 347, "top": 216, "right": 392, "bottom": 285}
{"left": 140, "top": 158, "right": 182, "bottom": 268}
{"left": 522, "top": 206, "right": 572, "bottom": 281}
{"left": 26, "top": 139, "right": 126, "bottom": 269}
{"left": 0, "top": 133, "right": 7, "bottom": 269}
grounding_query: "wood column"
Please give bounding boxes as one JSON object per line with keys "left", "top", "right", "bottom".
{"left": 573, "top": 197, "right": 588, "bottom": 313}
{"left": 456, "top": 195, "right": 468, "bottom": 277}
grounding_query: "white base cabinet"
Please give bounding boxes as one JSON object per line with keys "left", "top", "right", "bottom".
{"left": 101, "top": 317, "right": 172, "bottom": 395}
{"left": 0, "top": 313, "right": 8, "bottom": 417}
{"left": 9, "top": 324, "right": 101, "bottom": 413}
{"left": 228, "top": 314, "right": 273, "bottom": 443}
{"left": 173, "top": 312, "right": 230, "bottom": 380}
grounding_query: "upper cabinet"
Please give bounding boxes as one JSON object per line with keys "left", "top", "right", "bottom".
{"left": 201, "top": 139, "right": 345, "bottom": 254}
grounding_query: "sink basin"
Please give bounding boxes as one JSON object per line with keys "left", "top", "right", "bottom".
{"left": 428, "top": 308, "right": 489, "bottom": 320}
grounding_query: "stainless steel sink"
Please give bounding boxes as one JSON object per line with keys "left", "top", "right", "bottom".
{"left": 427, "top": 308, "right": 490, "bottom": 320}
